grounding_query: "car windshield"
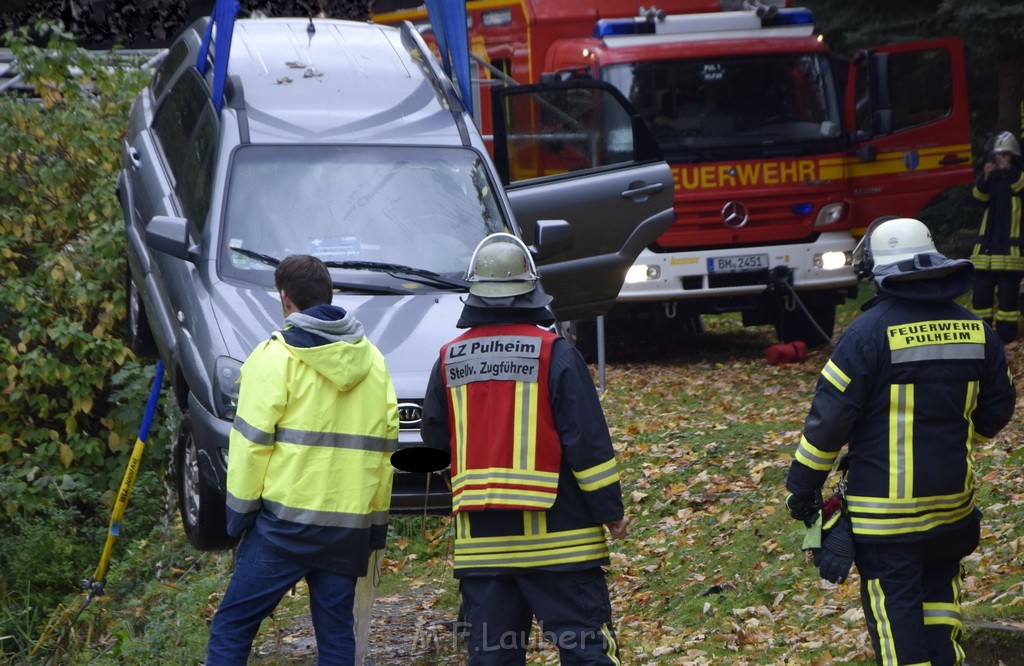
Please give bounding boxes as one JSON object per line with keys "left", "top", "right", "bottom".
{"left": 603, "top": 53, "right": 842, "bottom": 160}
{"left": 219, "top": 145, "right": 507, "bottom": 288}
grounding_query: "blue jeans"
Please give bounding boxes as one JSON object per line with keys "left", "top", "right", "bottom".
{"left": 206, "top": 531, "right": 357, "bottom": 665}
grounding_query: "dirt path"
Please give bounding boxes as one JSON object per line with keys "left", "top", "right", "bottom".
{"left": 251, "top": 584, "right": 465, "bottom": 665}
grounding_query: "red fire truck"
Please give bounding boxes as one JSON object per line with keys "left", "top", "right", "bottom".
{"left": 375, "top": 0, "right": 973, "bottom": 346}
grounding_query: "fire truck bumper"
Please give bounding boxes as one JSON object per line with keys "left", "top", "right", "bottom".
{"left": 618, "top": 231, "right": 858, "bottom": 302}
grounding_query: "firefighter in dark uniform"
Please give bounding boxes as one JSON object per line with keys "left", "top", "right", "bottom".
{"left": 786, "top": 217, "right": 1016, "bottom": 666}
{"left": 395, "top": 233, "right": 628, "bottom": 665}
{"left": 970, "top": 131, "right": 1024, "bottom": 344}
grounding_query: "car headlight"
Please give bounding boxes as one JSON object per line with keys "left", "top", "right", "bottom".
{"left": 814, "top": 251, "right": 850, "bottom": 271}
{"left": 214, "top": 356, "right": 243, "bottom": 419}
{"left": 625, "top": 264, "right": 660, "bottom": 283}
{"left": 814, "top": 202, "right": 846, "bottom": 227}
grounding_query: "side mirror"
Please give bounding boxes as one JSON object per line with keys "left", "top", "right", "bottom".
{"left": 146, "top": 215, "right": 196, "bottom": 262}
{"left": 530, "top": 219, "right": 574, "bottom": 263}
{"left": 855, "top": 144, "right": 877, "bottom": 163}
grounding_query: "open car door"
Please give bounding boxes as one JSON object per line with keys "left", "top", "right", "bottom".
{"left": 491, "top": 79, "right": 674, "bottom": 321}
{"left": 844, "top": 37, "right": 973, "bottom": 234}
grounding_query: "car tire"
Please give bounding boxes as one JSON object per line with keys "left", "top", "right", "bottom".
{"left": 126, "top": 273, "right": 158, "bottom": 359}
{"left": 775, "top": 294, "right": 835, "bottom": 348}
{"left": 176, "top": 410, "right": 239, "bottom": 551}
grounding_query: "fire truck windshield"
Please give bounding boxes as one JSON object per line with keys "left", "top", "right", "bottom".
{"left": 603, "top": 53, "right": 842, "bottom": 161}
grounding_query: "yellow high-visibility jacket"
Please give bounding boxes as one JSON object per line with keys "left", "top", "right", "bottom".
{"left": 226, "top": 306, "right": 397, "bottom": 576}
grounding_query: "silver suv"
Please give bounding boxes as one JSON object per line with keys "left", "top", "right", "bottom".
{"left": 119, "top": 15, "right": 672, "bottom": 550}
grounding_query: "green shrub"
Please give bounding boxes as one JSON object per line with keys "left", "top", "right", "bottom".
{"left": 0, "top": 21, "right": 171, "bottom": 662}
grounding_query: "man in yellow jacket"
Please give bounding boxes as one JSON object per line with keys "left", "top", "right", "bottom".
{"left": 206, "top": 255, "right": 398, "bottom": 665}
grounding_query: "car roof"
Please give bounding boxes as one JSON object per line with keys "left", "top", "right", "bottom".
{"left": 218, "top": 18, "right": 465, "bottom": 144}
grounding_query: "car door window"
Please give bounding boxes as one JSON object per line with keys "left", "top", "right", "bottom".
{"left": 887, "top": 48, "right": 952, "bottom": 131}
{"left": 150, "top": 40, "right": 190, "bottom": 101}
{"left": 177, "top": 105, "right": 218, "bottom": 230}
{"left": 153, "top": 70, "right": 211, "bottom": 187}
{"left": 493, "top": 83, "right": 655, "bottom": 185}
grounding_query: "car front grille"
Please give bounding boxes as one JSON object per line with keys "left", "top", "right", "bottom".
{"left": 397, "top": 400, "right": 423, "bottom": 430}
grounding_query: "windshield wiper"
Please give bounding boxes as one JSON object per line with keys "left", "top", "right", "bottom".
{"left": 323, "top": 260, "right": 469, "bottom": 290}
{"left": 229, "top": 246, "right": 413, "bottom": 295}
{"left": 230, "top": 245, "right": 281, "bottom": 266}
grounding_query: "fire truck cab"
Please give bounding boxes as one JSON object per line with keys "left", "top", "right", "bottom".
{"left": 376, "top": 0, "right": 974, "bottom": 348}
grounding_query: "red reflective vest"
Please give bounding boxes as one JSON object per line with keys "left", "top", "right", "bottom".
{"left": 440, "top": 324, "right": 561, "bottom": 512}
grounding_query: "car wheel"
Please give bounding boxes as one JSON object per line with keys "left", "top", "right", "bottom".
{"left": 176, "top": 411, "right": 239, "bottom": 551}
{"left": 126, "top": 273, "right": 158, "bottom": 359}
{"left": 775, "top": 294, "right": 835, "bottom": 348}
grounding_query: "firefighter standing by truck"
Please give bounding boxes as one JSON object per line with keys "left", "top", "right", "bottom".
{"left": 401, "top": 233, "right": 629, "bottom": 664}
{"left": 970, "top": 131, "right": 1024, "bottom": 344}
{"left": 785, "top": 217, "right": 1016, "bottom": 666}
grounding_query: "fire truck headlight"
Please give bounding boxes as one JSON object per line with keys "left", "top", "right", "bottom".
{"left": 814, "top": 202, "right": 846, "bottom": 228}
{"left": 815, "top": 251, "right": 849, "bottom": 271}
{"left": 625, "top": 264, "right": 660, "bottom": 283}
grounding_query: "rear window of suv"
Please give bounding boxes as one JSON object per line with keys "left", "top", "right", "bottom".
{"left": 219, "top": 144, "right": 507, "bottom": 287}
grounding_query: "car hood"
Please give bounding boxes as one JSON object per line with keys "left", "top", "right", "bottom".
{"left": 211, "top": 280, "right": 466, "bottom": 400}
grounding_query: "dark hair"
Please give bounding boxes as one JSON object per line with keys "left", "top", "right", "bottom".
{"left": 274, "top": 255, "right": 333, "bottom": 311}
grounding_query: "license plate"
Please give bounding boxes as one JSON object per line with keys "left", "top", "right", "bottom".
{"left": 707, "top": 254, "right": 768, "bottom": 273}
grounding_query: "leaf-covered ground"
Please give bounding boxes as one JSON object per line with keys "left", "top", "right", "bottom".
{"left": 245, "top": 310, "right": 1024, "bottom": 665}
{"left": 57, "top": 306, "right": 1022, "bottom": 665}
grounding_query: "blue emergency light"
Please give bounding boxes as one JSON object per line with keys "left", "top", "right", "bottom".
{"left": 763, "top": 8, "right": 815, "bottom": 26}
{"left": 593, "top": 18, "right": 655, "bottom": 37}
{"left": 792, "top": 203, "right": 814, "bottom": 216}
{"left": 594, "top": 7, "right": 815, "bottom": 39}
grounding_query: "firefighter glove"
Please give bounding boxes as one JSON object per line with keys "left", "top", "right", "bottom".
{"left": 814, "top": 514, "right": 855, "bottom": 584}
{"left": 786, "top": 492, "right": 820, "bottom": 527}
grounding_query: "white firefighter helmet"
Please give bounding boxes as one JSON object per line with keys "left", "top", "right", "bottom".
{"left": 465, "top": 233, "right": 540, "bottom": 297}
{"left": 863, "top": 217, "right": 936, "bottom": 271}
{"left": 993, "top": 131, "right": 1021, "bottom": 156}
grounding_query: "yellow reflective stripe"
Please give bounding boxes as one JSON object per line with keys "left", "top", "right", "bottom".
{"left": 795, "top": 435, "right": 839, "bottom": 471}
{"left": 452, "top": 384, "right": 468, "bottom": 474}
{"left": 1013, "top": 194, "right": 1022, "bottom": 238}
{"left": 454, "top": 488, "right": 556, "bottom": 511}
{"left": 574, "top": 458, "right": 620, "bottom": 491}
{"left": 452, "top": 468, "right": 559, "bottom": 490}
{"left": 923, "top": 602, "right": 962, "bottom": 628}
{"left": 963, "top": 380, "right": 979, "bottom": 486}
{"left": 457, "top": 511, "right": 471, "bottom": 539}
{"left": 888, "top": 384, "right": 913, "bottom": 498}
{"left": 952, "top": 565, "right": 966, "bottom": 662}
{"left": 867, "top": 579, "right": 896, "bottom": 666}
{"left": 850, "top": 502, "right": 974, "bottom": 536}
{"left": 454, "top": 542, "right": 609, "bottom": 569}
{"left": 845, "top": 144, "right": 971, "bottom": 177}
{"left": 974, "top": 254, "right": 1024, "bottom": 270}
{"left": 523, "top": 511, "right": 546, "bottom": 536}
{"left": 456, "top": 525, "right": 603, "bottom": 549}
{"left": 995, "top": 309, "right": 1020, "bottom": 322}
{"left": 513, "top": 381, "right": 525, "bottom": 468}
{"left": 821, "top": 359, "right": 851, "bottom": 392}
{"left": 969, "top": 306, "right": 994, "bottom": 318}
{"left": 600, "top": 623, "right": 620, "bottom": 666}
{"left": 846, "top": 488, "right": 973, "bottom": 513}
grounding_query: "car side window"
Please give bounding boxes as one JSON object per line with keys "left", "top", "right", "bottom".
{"left": 150, "top": 40, "right": 190, "bottom": 101}
{"left": 887, "top": 48, "right": 952, "bottom": 132}
{"left": 177, "top": 106, "right": 218, "bottom": 230}
{"left": 153, "top": 70, "right": 211, "bottom": 190}
{"left": 491, "top": 82, "right": 659, "bottom": 186}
